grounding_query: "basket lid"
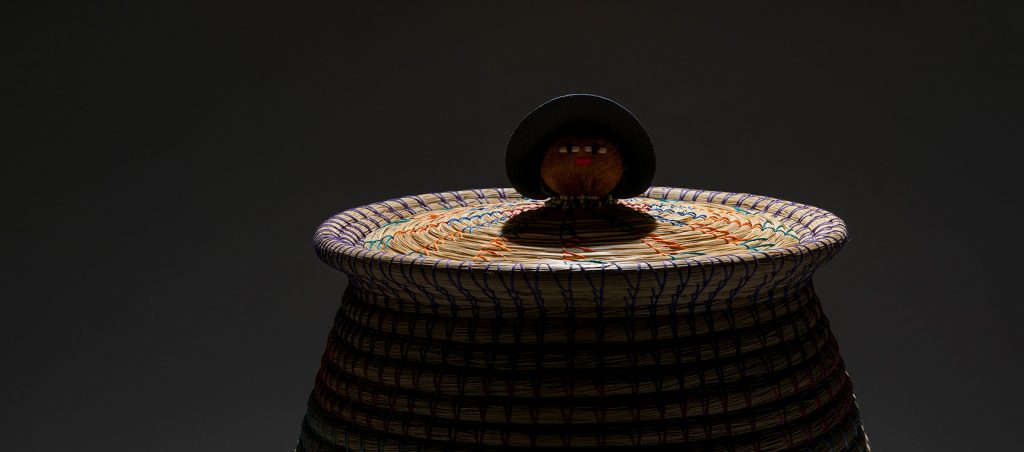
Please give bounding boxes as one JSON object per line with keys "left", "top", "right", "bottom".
{"left": 361, "top": 194, "right": 806, "bottom": 265}
{"left": 320, "top": 187, "right": 845, "bottom": 269}
{"left": 313, "top": 187, "right": 847, "bottom": 316}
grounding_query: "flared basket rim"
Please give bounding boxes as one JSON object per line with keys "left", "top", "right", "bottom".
{"left": 313, "top": 186, "right": 847, "bottom": 276}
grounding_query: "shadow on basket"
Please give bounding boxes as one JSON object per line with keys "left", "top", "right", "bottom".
{"left": 500, "top": 203, "right": 657, "bottom": 248}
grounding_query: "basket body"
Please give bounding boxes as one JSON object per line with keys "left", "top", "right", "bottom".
{"left": 296, "top": 187, "right": 869, "bottom": 451}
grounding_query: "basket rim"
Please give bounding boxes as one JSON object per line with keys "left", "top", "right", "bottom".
{"left": 313, "top": 186, "right": 848, "bottom": 274}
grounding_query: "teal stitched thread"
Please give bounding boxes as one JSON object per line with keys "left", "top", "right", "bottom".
{"left": 739, "top": 238, "right": 775, "bottom": 250}
{"left": 566, "top": 258, "right": 607, "bottom": 264}
{"left": 465, "top": 200, "right": 532, "bottom": 212}
{"left": 642, "top": 204, "right": 707, "bottom": 220}
{"left": 647, "top": 215, "right": 688, "bottom": 227}
{"left": 447, "top": 208, "right": 512, "bottom": 233}
{"left": 445, "top": 204, "right": 540, "bottom": 233}
{"left": 449, "top": 210, "right": 505, "bottom": 224}
{"left": 760, "top": 220, "right": 800, "bottom": 239}
{"left": 363, "top": 235, "right": 394, "bottom": 250}
{"left": 460, "top": 216, "right": 507, "bottom": 234}
{"left": 733, "top": 206, "right": 752, "bottom": 214}
{"left": 668, "top": 251, "right": 707, "bottom": 260}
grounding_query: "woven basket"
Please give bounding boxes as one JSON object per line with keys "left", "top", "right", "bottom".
{"left": 294, "top": 187, "right": 869, "bottom": 451}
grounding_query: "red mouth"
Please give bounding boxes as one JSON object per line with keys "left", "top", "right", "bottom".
{"left": 574, "top": 156, "right": 593, "bottom": 166}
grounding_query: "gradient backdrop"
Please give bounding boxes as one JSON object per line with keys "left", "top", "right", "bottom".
{"left": 4, "top": 2, "right": 1019, "bottom": 450}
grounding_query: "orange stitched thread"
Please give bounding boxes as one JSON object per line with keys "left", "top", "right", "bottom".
{"left": 561, "top": 239, "right": 596, "bottom": 253}
{"left": 434, "top": 231, "right": 464, "bottom": 250}
{"left": 639, "top": 233, "right": 690, "bottom": 256}
{"left": 646, "top": 233, "right": 689, "bottom": 251}
{"left": 700, "top": 214, "right": 755, "bottom": 229}
{"left": 416, "top": 205, "right": 541, "bottom": 258}
{"left": 416, "top": 230, "right": 465, "bottom": 255}
{"left": 501, "top": 205, "right": 542, "bottom": 217}
{"left": 639, "top": 236, "right": 669, "bottom": 256}
{"left": 686, "top": 221, "right": 746, "bottom": 244}
{"left": 426, "top": 207, "right": 468, "bottom": 220}
{"left": 562, "top": 250, "right": 591, "bottom": 261}
{"left": 473, "top": 236, "right": 511, "bottom": 261}
{"left": 619, "top": 200, "right": 649, "bottom": 210}
{"left": 395, "top": 220, "right": 449, "bottom": 237}
{"left": 560, "top": 238, "right": 597, "bottom": 261}
{"left": 416, "top": 205, "right": 539, "bottom": 237}
{"left": 473, "top": 250, "right": 504, "bottom": 262}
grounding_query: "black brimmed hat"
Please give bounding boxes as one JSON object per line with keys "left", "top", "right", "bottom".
{"left": 505, "top": 94, "right": 656, "bottom": 200}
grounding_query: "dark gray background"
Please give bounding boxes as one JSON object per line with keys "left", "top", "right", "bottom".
{"left": 4, "top": 1, "right": 1020, "bottom": 450}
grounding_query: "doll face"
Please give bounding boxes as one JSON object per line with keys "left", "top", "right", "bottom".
{"left": 540, "top": 135, "right": 624, "bottom": 197}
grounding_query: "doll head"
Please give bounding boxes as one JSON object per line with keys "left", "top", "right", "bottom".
{"left": 540, "top": 133, "right": 624, "bottom": 198}
{"left": 506, "top": 94, "right": 656, "bottom": 207}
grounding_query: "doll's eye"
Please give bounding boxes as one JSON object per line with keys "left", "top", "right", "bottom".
{"left": 571, "top": 145, "right": 580, "bottom": 153}
{"left": 558, "top": 145, "right": 568, "bottom": 153}
{"left": 598, "top": 146, "right": 608, "bottom": 154}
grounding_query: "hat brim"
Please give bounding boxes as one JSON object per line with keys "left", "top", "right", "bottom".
{"left": 505, "top": 94, "right": 655, "bottom": 200}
